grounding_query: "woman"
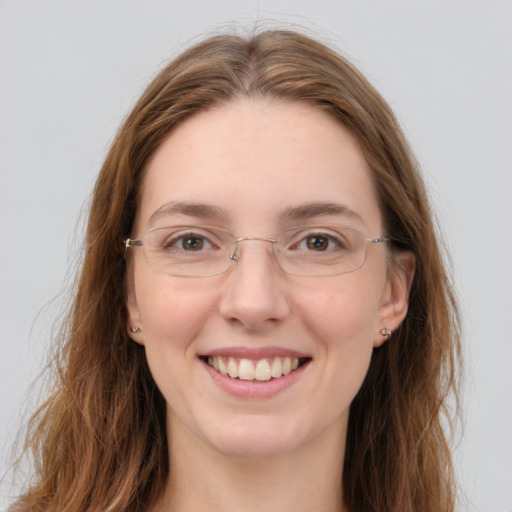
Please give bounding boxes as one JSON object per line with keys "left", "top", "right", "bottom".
{"left": 12, "top": 30, "right": 461, "bottom": 511}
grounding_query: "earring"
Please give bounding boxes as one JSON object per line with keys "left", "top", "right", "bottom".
{"left": 130, "top": 326, "right": 140, "bottom": 333}
{"left": 380, "top": 328, "right": 391, "bottom": 339}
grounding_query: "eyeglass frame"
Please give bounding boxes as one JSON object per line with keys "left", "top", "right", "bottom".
{"left": 123, "top": 224, "right": 392, "bottom": 278}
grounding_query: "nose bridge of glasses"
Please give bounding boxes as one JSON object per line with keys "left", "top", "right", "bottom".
{"left": 229, "top": 236, "right": 278, "bottom": 262}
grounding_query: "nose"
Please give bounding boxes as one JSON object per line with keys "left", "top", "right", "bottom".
{"left": 218, "top": 239, "right": 291, "bottom": 330}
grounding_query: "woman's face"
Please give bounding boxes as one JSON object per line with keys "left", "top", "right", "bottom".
{"left": 127, "top": 99, "right": 412, "bottom": 459}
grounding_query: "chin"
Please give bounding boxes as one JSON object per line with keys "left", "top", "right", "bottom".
{"left": 201, "top": 415, "right": 318, "bottom": 460}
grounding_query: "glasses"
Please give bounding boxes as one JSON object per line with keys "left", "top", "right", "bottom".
{"left": 124, "top": 225, "right": 391, "bottom": 278}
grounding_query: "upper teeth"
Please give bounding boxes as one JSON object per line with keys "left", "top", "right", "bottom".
{"left": 206, "top": 356, "right": 300, "bottom": 381}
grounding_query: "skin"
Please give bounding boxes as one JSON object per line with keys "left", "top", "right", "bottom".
{"left": 127, "top": 99, "right": 414, "bottom": 512}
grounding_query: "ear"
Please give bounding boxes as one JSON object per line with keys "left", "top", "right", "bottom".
{"left": 375, "top": 251, "right": 415, "bottom": 347}
{"left": 126, "top": 286, "right": 145, "bottom": 345}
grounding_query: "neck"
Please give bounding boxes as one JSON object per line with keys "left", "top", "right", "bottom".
{"left": 154, "top": 416, "right": 349, "bottom": 512}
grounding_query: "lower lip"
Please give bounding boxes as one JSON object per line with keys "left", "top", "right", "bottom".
{"left": 201, "top": 359, "right": 310, "bottom": 399}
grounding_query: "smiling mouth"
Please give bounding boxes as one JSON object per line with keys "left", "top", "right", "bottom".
{"left": 201, "top": 355, "right": 311, "bottom": 381}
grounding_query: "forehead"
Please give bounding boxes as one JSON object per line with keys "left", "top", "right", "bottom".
{"left": 137, "top": 99, "right": 382, "bottom": 232}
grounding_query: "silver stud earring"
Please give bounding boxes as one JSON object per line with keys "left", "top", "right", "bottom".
{"left": 130, "top": 326, "right": 140, "bottom": 333}
{"left": 380, "top": 328, "right": 391, "bottom": 339}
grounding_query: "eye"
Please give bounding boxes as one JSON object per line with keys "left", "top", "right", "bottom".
{"left": 161, "top": 230, "right": 216, "bottom": 252}
{"left": 304, "top": 235, "right": 330, "bottom": 251}
{"left": 177, "top": 235, "right": 209, "bottom": 251}
{"left": 294, "top": 232, "right": 348, "bottom": 252}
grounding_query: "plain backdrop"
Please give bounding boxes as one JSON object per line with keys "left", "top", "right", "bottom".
{"left": 1, "top": 1, "right": 511, "bottom": 510}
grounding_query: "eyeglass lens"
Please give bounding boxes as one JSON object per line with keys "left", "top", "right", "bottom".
{"left": 133, "top": 225, "right": 376, "bottom": 277}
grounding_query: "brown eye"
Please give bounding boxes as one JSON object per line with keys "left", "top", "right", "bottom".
{"left": 306, "top": 236, "right": 329, "bottom": 251}
{"left": 157, "top": 228, "right": 219, "bottom": 253}
{"left": 181, "top": 237, "right": 205, "bottom": 251}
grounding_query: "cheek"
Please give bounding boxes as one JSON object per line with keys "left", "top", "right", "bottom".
{"left": 290, "top": 278, "right": 383, "bottom": 433}
{"left": 132, "top": 275, "right": 220, "bottom": 412}
{"left": 296, "top": 275, "right": 382, "bottom": 345}
{"left": 134, "top": 272, "right": 218, "bottom": 348}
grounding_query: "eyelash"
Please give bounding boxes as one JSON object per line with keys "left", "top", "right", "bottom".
{"left": 293, "top": 232, "right": 347, "bottom": 250}
{"left": 163, "top": 231, "right": 217, "bottom": 251}
{"left": 160, "top": 230, "right": 349, "bottom": 252}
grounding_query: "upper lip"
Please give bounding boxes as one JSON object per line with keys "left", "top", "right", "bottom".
{"left": 199, "top": 346, "right": 311, "bottom": 360}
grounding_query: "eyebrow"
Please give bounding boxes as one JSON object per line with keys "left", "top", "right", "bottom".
{"left": 279, "top": 202, "right": 365, "bottom": 225}
{"left": 147, "top": 200, "right": 365, "bottom": 228}
{"left": 148, "top": 201, "right": 230, "bottom": 227}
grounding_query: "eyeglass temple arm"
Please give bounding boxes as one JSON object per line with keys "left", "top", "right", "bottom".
{"left": 124, "top": 239, "right": 143, "bottom": 249}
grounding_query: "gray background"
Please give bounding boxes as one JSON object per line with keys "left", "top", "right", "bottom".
{"left": 1, "top": 1, "right": 511, "bottom": 510}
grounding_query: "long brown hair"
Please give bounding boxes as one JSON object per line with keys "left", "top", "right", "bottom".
{"left": 12, "top": 30, "right": 461, "bottom": 512}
